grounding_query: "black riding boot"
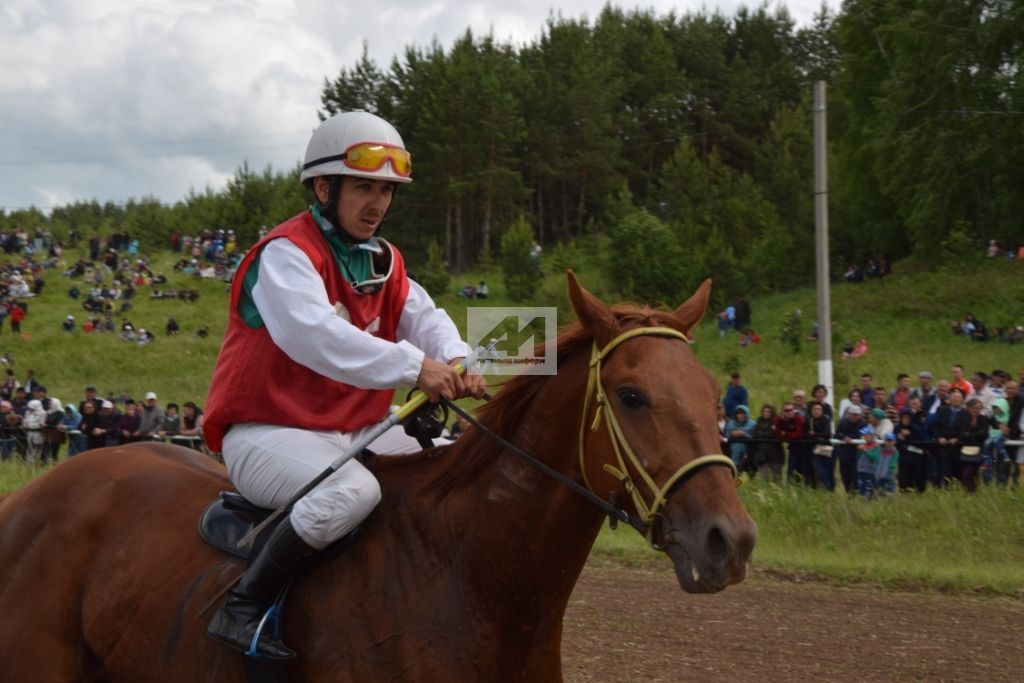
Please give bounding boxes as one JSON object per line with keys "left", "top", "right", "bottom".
{"left": 207, "top": 517, "right": 316, "bottom": 660}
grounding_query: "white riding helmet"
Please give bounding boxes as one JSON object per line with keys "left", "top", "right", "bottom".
{"left": 300, "top": 111, "right": 412, "bottom": 185}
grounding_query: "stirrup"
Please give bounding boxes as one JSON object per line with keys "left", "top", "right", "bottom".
{"left": 246, "top": 604, "right": 283, "bottom": 659}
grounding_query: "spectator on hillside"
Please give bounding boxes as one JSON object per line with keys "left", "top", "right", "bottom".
{"left": 970, "top": 371, "right": 998, "bottom": 415}
{"left": 806, "top": 401, "right": 834, "bottom": 491}
{"left": 9, "top": 303, "right": 24, "bottom": 334}
{"left": 159, "top": 402, "right": 181, "bottom": 440}
{"left": 856, "top": 428, "right": 881, "bottom": 499}
{"left": 889, "top": 374, "right": 912, "bottom": 412}
{"left": 837, "top": 387, "right": 864, "bottom": 422}
{"left": 856, "top": 373, "right": 875, "bottom": 408}
{"left": 179, "top": 401, "right": 204, "bottom": 440}
{"left": 79, "top": 386, "right": 101, "bottom": 415}
{"left": 910, "top": 371, "right": 938, "bottom": 412}
{"left": 725, "top": 405, "right": 755, "bottom": 473}
{"left": 116, "top": 401, "right": 142, "bottom": 444}
{"left": 931, "top": 388, "right": 965, "bottom": 485}
{"left": 877, "top": 433, "right": 899, "bottom": 496}
{"left": 723, "top": 374, "right": 749, "bottom": 419}
{"left": 873, "top": 386, "right": 898, "bottom": 422}
{"left": 984, "top": 398, "right": 1010, "bottom": 485}
{"left": 896, "top": 404, "right": 929, "bottom": 493}
{"left": 775, "top": 402, "right": 806, "bottom": 484}
{"left": 23, "top": 369, "right": 41, "bottom": 396}
{"left": 954, "top": 398, "right": 989, "bottom": 492}
{"left": 138, "top": 392, "right": 165, "bottom": 440}
{"left": 61, "top": 315, "right": 75, "bottom": 332}
{"left": 835, "top": 405, "right": 866, "bottom": 493}
{"left": 62, "top": 403, "right": 86, "bottom": 457}
{"left": 811, "top": 384, "right": 833, "bottom": 422}
{"left": 949, "top": 364, "right": 973, "bottom": 397}
{"left": 90, "top": 400, "right": 120, "bottom": 449}
{"left": 738, "top": 328, "right": 760, "bottom": 347}
{"left": 11, "top": 387, "right": 28, "bottom": 417}
{"left": 475, "top": 281, "right": 488, "bottom": 299}
{"left": 166, "top": 317, "right": 180, "bottom": 336}
{"left": 866, "top": 407, "right": 894, "bottom": 442}
{"left": 22, "top": 399, "right": 47, "bottom": 463}
{"left": 752, "top": 404, "right": 783, "bottom": 482}
{"left": 1, "top": 368, "right": 19, "bottom": 401}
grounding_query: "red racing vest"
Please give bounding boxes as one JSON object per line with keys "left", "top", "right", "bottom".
{"left": 203, "top": 211, "right": 409, "bottom": 452}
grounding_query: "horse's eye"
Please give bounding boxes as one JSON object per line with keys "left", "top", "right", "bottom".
{"left": 617, "top": 387, "right": 645, "bottom": 409}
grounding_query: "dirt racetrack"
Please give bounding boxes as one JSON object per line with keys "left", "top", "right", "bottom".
{"left": 562, "top": 566, "right": 1024, "bottom": 682}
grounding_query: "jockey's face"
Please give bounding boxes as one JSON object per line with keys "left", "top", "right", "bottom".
{"left": 315, "top": 176, "right": 395, "bottom": 242}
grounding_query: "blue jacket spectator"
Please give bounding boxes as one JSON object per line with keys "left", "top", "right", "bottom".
{"left": 723, "top": 374, "right": 749, "bottom": 418}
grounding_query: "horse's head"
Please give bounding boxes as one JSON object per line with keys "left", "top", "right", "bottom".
{"left": 568, "top": 272, "right": 757, "bottom": 593}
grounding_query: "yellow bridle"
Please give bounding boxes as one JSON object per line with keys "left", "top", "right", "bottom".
{"left": 578, "top": 326, "right": 737, "bottom": 548}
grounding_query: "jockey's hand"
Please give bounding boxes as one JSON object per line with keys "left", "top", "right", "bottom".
{"left": 417, "top": 356, "right": 461, "bottom": 403}
{"left": 450, "top": 357, "right": 487, "bottom": 399}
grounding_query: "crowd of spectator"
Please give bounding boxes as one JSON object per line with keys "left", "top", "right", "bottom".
{"left": 0, "top": 371, "right": 206, "bottom": 463}
{"left": 952, "top": 313, "right": 1023, "bottom": 344}
{"left": 719, "top": 365, "right": 1024, "bottom": 497}
{"left": 842, "top": 257, "right": 891, "bottom": 283}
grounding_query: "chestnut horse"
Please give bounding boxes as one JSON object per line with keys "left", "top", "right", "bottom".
{"left": 0, "top": 275, "right": 755, "bottom": 682}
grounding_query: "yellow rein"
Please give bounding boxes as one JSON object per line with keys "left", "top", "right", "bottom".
{"left": 577, "top": 326, "right": 737, "bottom": 547}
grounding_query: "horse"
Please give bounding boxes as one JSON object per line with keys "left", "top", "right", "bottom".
{"left": 0, "top": 273, "right": 756, "bottom": 682}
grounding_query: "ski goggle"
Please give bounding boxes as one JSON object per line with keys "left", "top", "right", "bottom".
{"left": 303, "top": 142, "right": 412, "bottom": 179}
{"left": 344, "top": 143, "right": 411, "bottom": 177}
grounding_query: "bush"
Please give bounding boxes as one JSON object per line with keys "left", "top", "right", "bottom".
{"left": 608, "top": 208, "right": 684, "bottom": 306}
{"left": 416, "top": 240, "right": 450, "bottom": 296}
{"left": 500, "top": 217, "right": 540, "bottom": 303}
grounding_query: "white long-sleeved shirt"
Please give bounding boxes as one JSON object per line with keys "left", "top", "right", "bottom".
{"left": 251, "top": 239, "right": 468, "bottom": 390}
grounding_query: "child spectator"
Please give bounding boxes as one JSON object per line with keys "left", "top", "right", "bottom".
{"left": 159, "top": 402, "right": 181, "bottom": 439}
{"left": 725, "top": 405, "right": 755, "bottom": 474}
{"left": 877, "top": 433, "right": 899, "bottom": 496}
{"left": 983, "top": 398, "right": 1010, "bottom": 485}
{"left": 856, "top": 428, "right": 880, "bottom": 499}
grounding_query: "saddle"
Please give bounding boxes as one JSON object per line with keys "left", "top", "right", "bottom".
{"left": 198, "top": 491, "right": 367, "bottom": 561}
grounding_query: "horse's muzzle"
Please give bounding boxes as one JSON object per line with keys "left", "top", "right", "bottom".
{"left": 663, "top": 507, "right": 757, "bottom": 593}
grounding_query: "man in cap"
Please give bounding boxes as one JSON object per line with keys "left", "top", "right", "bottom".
{"left": 204, "top": 110, "right": 486, "bottom": 659}
{"left": 910, "top": 371, "right": 937, "bottom": 412}
{"left": 138, "top": 391, "right": 165, "bottom": 440}
{"left": 835, "top": 404, "right": 865, "bottom": 493}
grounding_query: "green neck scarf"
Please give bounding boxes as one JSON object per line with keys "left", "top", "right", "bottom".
{"left": 311, "top": 203, "right": 371, "bottom": 285}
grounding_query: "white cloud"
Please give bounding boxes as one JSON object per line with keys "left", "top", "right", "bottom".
{"left": 0, "top": 0, "right": 836, "bottom": 213}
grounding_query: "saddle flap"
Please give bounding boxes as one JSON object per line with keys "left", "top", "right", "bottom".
{"left": 198, "top": 491, "right": 274, "bottom": 560}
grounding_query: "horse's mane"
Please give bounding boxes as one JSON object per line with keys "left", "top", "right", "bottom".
{"left": 370, "top": 304, "right": 687, "bottom": 501}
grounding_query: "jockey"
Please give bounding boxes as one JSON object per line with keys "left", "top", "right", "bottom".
{"left": 204, "top": 110, "right": 486, "bottom": 660}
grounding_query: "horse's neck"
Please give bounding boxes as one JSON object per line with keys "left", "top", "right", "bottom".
{"left": 425, "top": 354, "right": 604, "bottom": 620}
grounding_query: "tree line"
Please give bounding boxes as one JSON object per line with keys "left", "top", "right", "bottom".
{"left": 2, "top": 1, "right": 1020, "bottom": 307}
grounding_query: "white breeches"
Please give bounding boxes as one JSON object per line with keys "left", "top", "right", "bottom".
{"left": 223, "top": 421, "right": 444, "bottom": 549}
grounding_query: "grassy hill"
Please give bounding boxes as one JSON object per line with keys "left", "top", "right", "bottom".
{"left": 2, "top": 242, "right": 1022, "bottom": 595}
{"left": 3, "top": 244, "right": 1022, "bottom": 411}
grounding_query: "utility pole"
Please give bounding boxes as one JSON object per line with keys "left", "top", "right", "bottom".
{"left": 814, "top": 81, "right": 833, "bottom": 403}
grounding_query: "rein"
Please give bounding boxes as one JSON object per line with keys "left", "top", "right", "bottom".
{"left": 444, "top": 325, "right": 736, "bottom": 550}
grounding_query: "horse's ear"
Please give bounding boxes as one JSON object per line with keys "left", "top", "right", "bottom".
{"left": 673, "top": 278, "right": 712, "bottom": 334}
{"left": 567, "top": 271, "right": 616, "bottom": 345}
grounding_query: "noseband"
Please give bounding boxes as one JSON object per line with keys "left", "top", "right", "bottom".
{"left": 579, "top": 327, "right": 736, "bottom": 549}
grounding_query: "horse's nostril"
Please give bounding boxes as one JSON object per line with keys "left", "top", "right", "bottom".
{"left": 706, "top": 524, "right": 727, "bottom": 561}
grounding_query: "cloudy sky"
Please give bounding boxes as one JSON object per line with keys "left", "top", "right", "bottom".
{"left": 0, "top": 0, "right": 835, "bottom": 214}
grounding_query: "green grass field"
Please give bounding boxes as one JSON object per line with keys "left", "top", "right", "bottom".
{"left": 1, "top": 244, "right": 1022, "bottom": 595}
